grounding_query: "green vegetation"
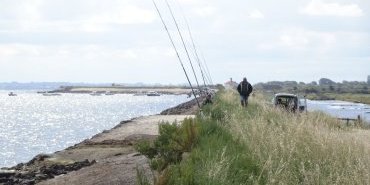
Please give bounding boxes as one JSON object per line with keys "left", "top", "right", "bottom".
{"left": 137, "top": 90, "right": 370, "bottom": 184}
{"left": 306, "top": 93, "right": 370, "bottom": 104}
{"left": 254, "top": 78, "right": 370, "bottom": 104}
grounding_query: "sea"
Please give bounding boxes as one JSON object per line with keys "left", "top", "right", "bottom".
{"left": 0, "top": 91, "right": 188, "bottom": 167}
{"left": 307, "top": 100, "right": 370, "bottom": 123}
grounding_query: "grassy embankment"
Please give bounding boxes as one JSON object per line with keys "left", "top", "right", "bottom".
{"left": 306, "top": 93, "right": 370, "bottom": 104}
{"left": 137, "top": 90, "right": 370, "bottom": 184}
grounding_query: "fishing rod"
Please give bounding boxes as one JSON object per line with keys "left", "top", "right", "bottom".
{"left": 152, "top": 0, "right": 201, "bottom": 108}
{"left": 164, "top": 0, "right": 202, "bottom": 91}
{"left": 191, "top": 42, "right": 208, "bottom": 88}
{"left": 174, "top": 0, "right": 208, "bottom": 88}
{"left": 200, "top": 50, "right": 213, "bottom": 85}
{"left": 188, "top": 34, "right": 208, "bottom": 88}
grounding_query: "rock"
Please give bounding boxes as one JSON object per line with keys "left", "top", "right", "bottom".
{"left": 35, "top": 174, "right": 49, "bottom": 181}
{"left": 114, "top": 153, "right": 123, "bottom": 156}
{"left": 1, "top": 159, "right": 96, "bottom": 185}
{"left": 0, "top": 170, "right": 16, "bottom": 178}
{"left": 161, "top": 96, "right": 205, "bottom": 115}
{"left": 125, "top": 134, "right": 158, "bottom": 145}
{"left": 20, "top": 179, "right": 35, "bottom": 185}
{"left": 10, "top": 163, "right": 25, "bottom": 170}
{"left": 0, "top": 177, "right": 11, "bottom": 183}
{"left": 26, "top": 154, "right": 51, "bottom": 166}
{"left": 102, "top": 130, "right": 110, "bottom": 133}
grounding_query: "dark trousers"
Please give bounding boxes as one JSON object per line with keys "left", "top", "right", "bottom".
{"left": 240, "top": 95, "right": 249, "bottom": 107}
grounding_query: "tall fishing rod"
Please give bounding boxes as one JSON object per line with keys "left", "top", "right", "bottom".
{"left": 200, "top": 54, "right": 212, "bottom": 85}
{"left": 152, "top": 0, "right": 201, "bottom": 108}
{"left": 164, "top": 0, "right": 202, "bottom": 91}
{"left": 191, "top": 43, "right": 208, "bottom": 88}
{"left": 200, "top": 50, "right": 213, "bottom": 85}
{"left": 184, "top": 11, "right": 207, "bottom": 87}
{"left": 175, "top": 1, "right": 208, "bottom": 88}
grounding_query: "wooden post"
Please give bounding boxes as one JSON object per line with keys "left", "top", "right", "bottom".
{"left": 358, "top": 115, "right": 362, "bottom": 125}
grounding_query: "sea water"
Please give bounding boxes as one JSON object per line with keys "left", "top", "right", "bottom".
{"left": 307, "top": 100, "right": 370, "bottom": 123}
{"left": 0, "top": 91, "right": 188, "bottom": 167}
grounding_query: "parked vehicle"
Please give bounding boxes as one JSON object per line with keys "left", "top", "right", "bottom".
{"left": 272, "top": 93, "right": 307, "bottom": 113}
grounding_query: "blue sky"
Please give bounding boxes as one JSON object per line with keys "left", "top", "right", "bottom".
{"left": 0, "top": 0, "right": 369, "bottom": 84}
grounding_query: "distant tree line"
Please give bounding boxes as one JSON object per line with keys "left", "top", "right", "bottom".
{"left": 254, "top": 78, "right": 370, "bottom": 94}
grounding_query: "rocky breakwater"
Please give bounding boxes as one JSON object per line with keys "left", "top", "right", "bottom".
{"left": 0, "top": 154, "right": 95, "bottom": 185}
{"left": 160, "top": 95, "right": 207, "bottom": 115}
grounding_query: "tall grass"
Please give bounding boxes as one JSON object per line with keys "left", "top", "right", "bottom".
{"left": 222, "top": 90, "right": 370, "bottom": 184}
{"left": 307, "top": 93, "right": 370, "bottom": 104}
{"left": 138, "top": 90, "right": 370, "bottom": 184}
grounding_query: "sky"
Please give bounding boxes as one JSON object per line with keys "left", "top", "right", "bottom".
{"left": 0, "top": 0, "right": 369, "bottom": 84}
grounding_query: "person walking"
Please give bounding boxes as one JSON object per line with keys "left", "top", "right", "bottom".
{"left": 237, "top": 77, "right": 253, "bottom": 107}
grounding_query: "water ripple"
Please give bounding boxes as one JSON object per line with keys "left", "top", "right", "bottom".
{"left": 0, "top": 92, "right": 188, "bottom": 167}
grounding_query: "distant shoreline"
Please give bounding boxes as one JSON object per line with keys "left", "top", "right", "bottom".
{"left": 47, "top": 86, "right": 194, "bottom": 95}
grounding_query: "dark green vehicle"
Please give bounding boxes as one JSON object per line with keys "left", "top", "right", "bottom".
{"left": 273, "top": 93, "right": 307, "bottom": 113}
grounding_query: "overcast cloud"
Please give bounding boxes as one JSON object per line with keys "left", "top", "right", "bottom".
{"left": 0, "top": 0, "right": 369, "bottom": 84}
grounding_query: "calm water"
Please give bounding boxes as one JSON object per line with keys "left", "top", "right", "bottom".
{"left": 307, "top": 100, "right": 370, "bottom": 123}
{"left": 0, "top": 91, "right": 188, "bottom": 167}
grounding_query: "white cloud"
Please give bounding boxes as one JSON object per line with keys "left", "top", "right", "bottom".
{"left": 280, "top": 34, "right": 310, "bottom": 48}
{"left": 248, "top": 10, "right": 264, "bottom": 19}
{"left": 194, "top": 6, "right": 217, "bottom": 17}
{"left": 177, "top": 0, "right": 199, "bottom": 5}
{"left": 0, "top": 44, "right": 178, "bottom": 65}
{"left": 0, "top": 43, "right": 183, "bottom": 82}
{"left": 258, "top": 28, "right": 337, "bottom": 52}
{"left": 0, "top": 0, "right": 369, "bottom": 83}
{"left": 0, "top": 2, "right": 156, "bottom": 33}
{"left": 0, "top": 44, "right": 42, "bottom": 58}
{"left": 301, "top": 0, "right": 364, "bottom": 17}
{"left": 86, "top": 5, "right": 156, "bottom": 25}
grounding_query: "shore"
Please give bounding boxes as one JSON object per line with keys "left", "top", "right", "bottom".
{"left": 48, "top": 86, "right": 194, "bottom": 95}
{"left": 0, "top": 98, "right": 201, "bottom": 185}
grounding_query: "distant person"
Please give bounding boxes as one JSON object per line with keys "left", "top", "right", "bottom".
{"left": 237, "top": 77, "right": 253, "bottom": 107}
{"left": 203, "top": 93, "right": 213, "bottom": 105}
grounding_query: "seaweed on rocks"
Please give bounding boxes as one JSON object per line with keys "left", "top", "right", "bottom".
{"left": 160, "top": 96, "right": 206, "bottom": 115}
{"left": 0, "top": 155, "right": 96, "bottom": 185}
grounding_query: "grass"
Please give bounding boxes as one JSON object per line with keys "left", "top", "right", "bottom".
{"left": 306, "top": 93, "right": 370, "bottom": 104}
{"left": 137, "top": 90, "right": 370, "bottom": 184}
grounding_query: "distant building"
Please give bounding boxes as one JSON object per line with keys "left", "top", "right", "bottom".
{"left": 368, "top": 75, "right": 370, "bottom": 85}
{"left": 224, "top": 78, "right": 238, "bottom": 90}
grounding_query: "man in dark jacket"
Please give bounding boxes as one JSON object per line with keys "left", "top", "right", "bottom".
{"left": 237, "top": 77, "right": 253, "bottom": 107}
